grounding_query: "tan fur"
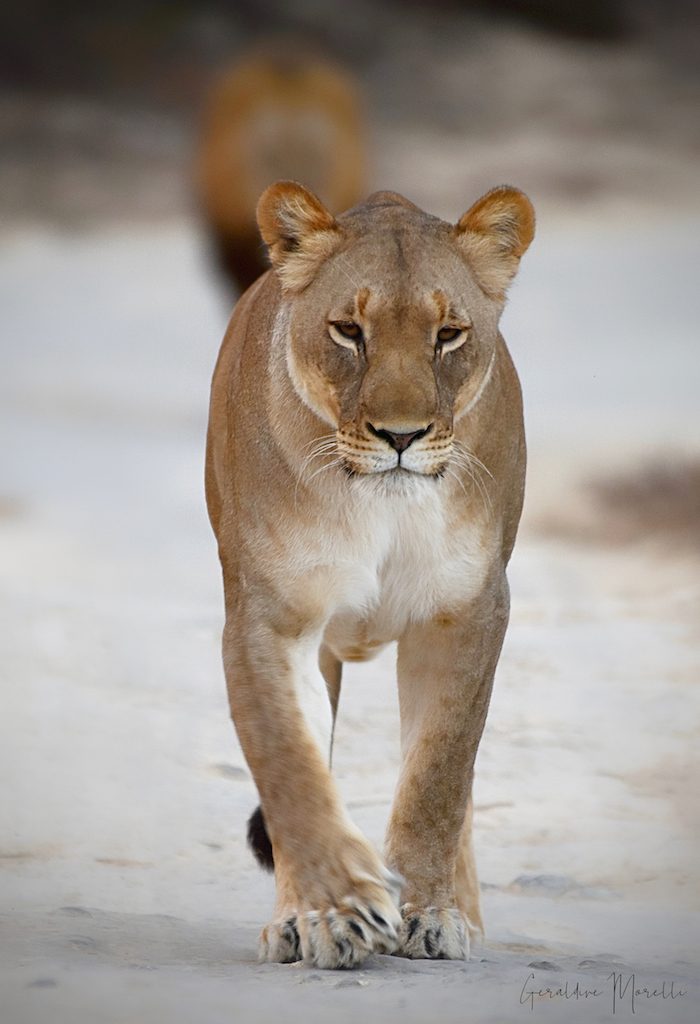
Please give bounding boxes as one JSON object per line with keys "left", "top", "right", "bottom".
{"left": 206, "top": 182, "right": 534, "bottom": 967}
{"left": 196, "top": 48, "right": 365, "bottom": 294}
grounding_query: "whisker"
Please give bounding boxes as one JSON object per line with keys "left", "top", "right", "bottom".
{"left": 296, "top": 447, "right": 336, "bottom": 485}
{"left": 299, "top": 439, "right": 337, "bottom": 465}
{"left": 299, "top": 443, "right": 337, "bottom": 467}
{"left": 453, "top": 440, "right": 494, "bottom": 481}
{"left": 306, "top": 457, "right": 344, "bottom": 486}
{"left": 300, "top": 433, "right": 337, "bottom": 452}
{"left": 444, "top": 466, "right": 469, "bottom": 500}
{"left": 294, "top": 439, "right": 339, "bottom": 510}
{"left": 448, "top": 445, "right": 493, "bottom": 518}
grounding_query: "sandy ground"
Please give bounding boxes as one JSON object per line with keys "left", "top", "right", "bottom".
{"left": 1, "top": 208, "right": 699, "bottom": 1022}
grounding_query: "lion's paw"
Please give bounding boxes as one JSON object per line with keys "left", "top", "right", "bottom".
{"left": 297, "top": 891, "right": 401, "bottom": 969}
{"left": 394, "top": 904, "right": 469, "bottom": 960}
{"left": 261, "top": 832, "right": 402, "bottom": 968}
{"left": 259, "top": 915, "right": 302, "bottom": 963}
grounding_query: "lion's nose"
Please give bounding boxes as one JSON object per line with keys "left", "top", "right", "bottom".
{"left": 367, "top": 422, "right": 432, "bottom": 453}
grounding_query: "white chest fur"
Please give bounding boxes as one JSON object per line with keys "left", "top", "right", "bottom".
{"left": 285, "top": 476, "right": 496, "bottom": 643}
{"left": 369, "top": 479, "right": 493, "bottom": 634}
{"left": 279, "top": 476, "right": 496, "bottom": 742}
{"left": 374, "top": 489, "right": 492, "bottom": 631}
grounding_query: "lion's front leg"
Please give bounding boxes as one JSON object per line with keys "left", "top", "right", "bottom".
{"left": 222, "top": 609, "right": 401, "bottom": 968}
{"left": 385, "top": 575, "right": 509, "bottom": 960}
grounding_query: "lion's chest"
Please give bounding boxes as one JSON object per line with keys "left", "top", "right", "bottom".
{"left": 318, "top": 482, "right": 494, "bottom": 643}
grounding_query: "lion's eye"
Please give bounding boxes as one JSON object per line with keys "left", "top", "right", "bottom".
{"left": 336, "top": 321, "right": 362, "bottom": 339}
{"left": 435, "top": 325, "right": 468, "bottom": 355}
{"left": 329, "top": 321, "right": 364, "bottom": 352}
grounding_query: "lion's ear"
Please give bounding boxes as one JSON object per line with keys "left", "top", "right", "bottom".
{"left": 455, "top": 186, "right": 535, "bottom": 301}
{"left": 257, "top": 181, "right": 342, "bottom": 293}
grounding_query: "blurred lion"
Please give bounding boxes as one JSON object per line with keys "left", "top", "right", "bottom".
{"left": 196, "top": 46, "right": 365, "bottom": 295}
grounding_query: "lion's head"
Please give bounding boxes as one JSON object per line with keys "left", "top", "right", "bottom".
{"left": 257, "top": 181, "right": 534, "bottom": 479}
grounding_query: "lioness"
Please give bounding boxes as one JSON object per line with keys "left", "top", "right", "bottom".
{"left": 205, "top": 181, "right": 534, "bottom": 968}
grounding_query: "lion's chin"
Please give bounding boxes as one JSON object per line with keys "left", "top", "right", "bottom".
{"left": 343, "top": 463, "right": 445, "bottom": 496}
{"left": 343, "top": 461, "right": 445, "bottom": 480}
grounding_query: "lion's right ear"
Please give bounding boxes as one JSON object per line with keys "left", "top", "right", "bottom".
{"left": 257, "top": 181, "right": 342, "bottom": 293}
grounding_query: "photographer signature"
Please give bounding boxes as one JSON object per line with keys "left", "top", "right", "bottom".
{"left": 519, "top": 970, "right": 686, "bottom": 1014}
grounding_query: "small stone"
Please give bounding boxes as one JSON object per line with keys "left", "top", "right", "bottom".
{"left": 56, "top": 906, "right": 92, "bottom": 917}
{"left": 211, "top": 763, "right": 249, "bottom": 780}
{"left": 528, "top": 960, "right": 562, "bottom": 971}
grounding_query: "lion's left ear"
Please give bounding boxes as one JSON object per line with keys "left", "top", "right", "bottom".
{"left": 257, "top": 181, "right": 342, "bottom": 293}
{"left": 455, "top": 186, "right": 535, "bottom": 301}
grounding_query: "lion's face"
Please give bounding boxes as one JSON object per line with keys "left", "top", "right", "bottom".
{"left": 258, "top": 184, "right": 534, "bottom": 480}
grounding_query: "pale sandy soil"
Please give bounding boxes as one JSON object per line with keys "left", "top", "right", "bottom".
{"left": 1, "top": 209, "right": 699, "bottom": 1022}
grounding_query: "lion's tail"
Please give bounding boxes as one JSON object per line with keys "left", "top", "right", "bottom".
{"left": 247, "top": 805, "right": 274, "bottom": 871}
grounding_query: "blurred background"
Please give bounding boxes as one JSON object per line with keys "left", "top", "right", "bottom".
{"left": 1, "top": 0, "right": 699, "bottom": 226}
{"left": 1, "top": 2, "right": 699, "bottom": 1021}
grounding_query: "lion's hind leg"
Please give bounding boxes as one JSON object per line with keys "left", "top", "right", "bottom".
{"left": 455, "top": 793, "right": 485, "bottom": 941}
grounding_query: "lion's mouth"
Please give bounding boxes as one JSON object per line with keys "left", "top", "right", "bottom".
{"left": 341, "top": 459, "right": 445, "bottom": 480}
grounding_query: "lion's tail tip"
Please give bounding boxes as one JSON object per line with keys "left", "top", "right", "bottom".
{"left": 247, "top": 805, "right": 274, "bottom": 871}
